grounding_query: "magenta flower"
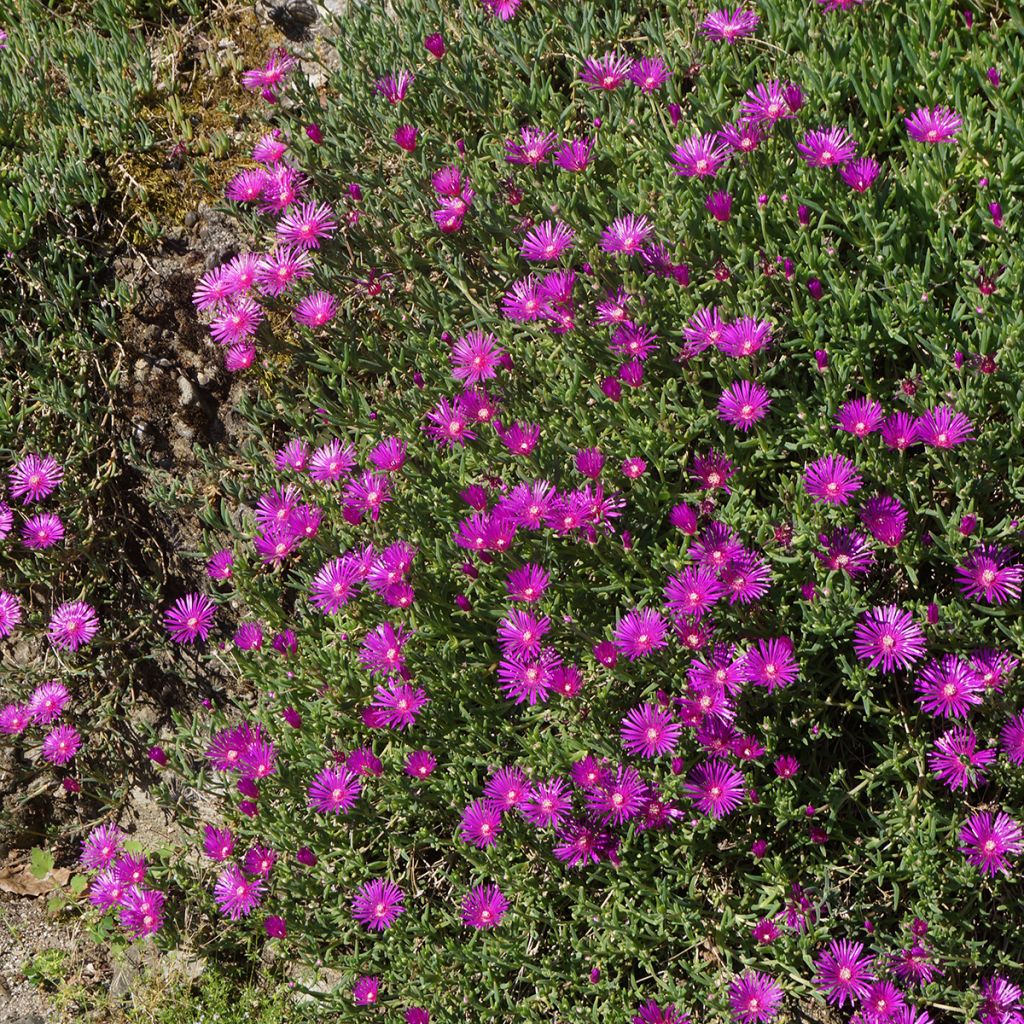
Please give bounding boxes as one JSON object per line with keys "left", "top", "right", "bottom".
{"left": 359, "top": 622, "right": 410, "bottom": 678}
{"left": 461, "top": 884, "right": 509, "bottom": 928}
{"left": 835, "top": 397, "right": 884, "bottom": 437}
{"left": 586, "top": 765, "right": 647, "bottom": 824}
{"left": 276, "top": 200, "right": 336, "bottom": 249}
{"left": 425, "top": 395, "right": 477, "bottom": 446}
{"left": 521, "top": 777, "right": 572, "bottom": 828}
{"left": 460, "top": 799, "right": 503, "bottom": 847}
{"left": 405, "top": 750, "right": 437, "bottom": 778}
{"left": 840, "top": 157, "right": 881, "bottom": 191}
{"left": 621, "top": 704, "right": 682, "bottom": 759}
{"left": 705, "top": 190, "right": 733, "bottom": 221}
{"left": 803, "top": 453, "right": 862, "bottom": 506}
{"left": 9, "top": 454, "right": 63, "bottom": 504}
{"left": 353, "top": 976, "right": 379, "bottom": 1006}
{"left": 553, "top": 137, "right": 594, "bottom": 172}
{"left": 814, "top": 939, "right": 876, "bottom": 1006}
{"left": 41, "top": 725, "right": 80, "bottom": 765}
{"left": 701, "top": 7, "right": 760, "bottom": 42}
{"left": 309, "top": 557, "right": 361, "bottom": 613}
{"left": 203, "top": 826, "right": 234, "bottom": 862}
{"left": 370, "top": 683, "right": 429, "bottom": 730}
{"left": 917, "top": 406, "right": 973, "bottom": 448}
{"left": 293, "top": 291, "right": 338, "bottom": 328}
{"left": 717, "top": 316, "right": 771, "bottom": 357}
{"left": 928, "top": 727, "right": 996, "bottom": 790}
{"left": 24, "top": 682, "right": 69, "bottom": 726}
{"left": 691, "top": 450, "right": 735, "bottom": 492}
{"left": 506, "top": 563, "right": 550, "bottom": 602}
{"left": 521, "top": 220, "right": 575, "bottom": 262}
{"left": 225, "top": 169, "right": 268, "bottom": 203}
{"left": 880, "top": 412, "right": 920, "bottom": 451}
{"left": 671, "top": 133, "right": 730, "bottom": 177}
{"left": 629, "top": 56, "right": 672, "bottom": 92}
{"left": 450, "top": 330, "right": 504, "bottom": 386}
{"left": 721, "top": 550, "right": 772, "bottom": 605}
{"left": 746, "top": 637, "right": 799, "bottom": 692}
{"left": 718, "top": 380, "right": 771, "bottom": 431}
{"left": 374, "top": 70, "right": 413, "bottom": 103}
{"left": 22, "top": 515, "right": 67, "bottom": 553}
{"left": 580, "top": 52, "right": 634, "bottom": 91}
{"left": 213, "top": 865, "right": 263, "bottom": 920}
{"left": 254, "top": 247, "right": 312, "bottom": 296}
{"left": 504, "top": 127, "right": 558, "bottom": 166}
{"left": 0, "top": 591, "right": 22, "bottom": 639}
{"left": 307, "top": 765, "right": 362, "bottom": 814}
{"left": 163, "top": 593, "right": 216, "bottom": 644}
{"left": 497, "top": 650, "right": 560, "bottom": 704}
{"left": 914, "top": 655, "right": 984, "bottom": 719}
{"left": 796, "top": 127, "right": 857, "bottom": 167}
{"left": 682, "top": 307, "right": 726, "bottom": 357}
{"left": 852, "top": 606, "right": 926, "bottom": 673}
{"left": 614, "top": 608, "right": 668, "bottom": 660}
{"left": 955, "top": 546, "right": 1023, "bottom": 605}
{"left": 684, "top": 761, "right": 746, "bottom": 818}
{"left": 47, "top": 601, "right": 99, "bottom": 651}
{"left": 393, "top": 124, "right": 418, "bottom": 152}
{"left": 959, "top": 811, "right": 1023, "bottom": 876}
{"left": 600, "top": 214, "right": 654, "bottom": 255}
{"left": 728, "top": 971, "right": 784, "bottom": 1023}
{"left": 352, "top": 878, "right": 405, "bottom": 931}
{"left": 118, "top": 887, "right": 164, "bottom": 938}
{"left": 632, "top": 1001, "right": 689, "bottom": 1024}
{"left": 859, "top": 495, "right": 908, "bottom": 547}
{"left": 664, "top": 566, "right": 725, "bottom": 621}
{"left": 905, "top": 106, "right": 962, "bottom": 143}
{"left": 483, "top": 766, "right": 533, "bottom": 812}
{"left": 740, "top": 80, "right": 797, "bottom": 124}
{"left": 816, "top": 528, "right": 874, "bottom": 576}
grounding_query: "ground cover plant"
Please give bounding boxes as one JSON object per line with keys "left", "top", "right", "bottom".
{"left": 3, "top": 0, "right": 1024, "bottom": 1020}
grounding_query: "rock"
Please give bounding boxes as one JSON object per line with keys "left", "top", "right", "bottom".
{"left": 7, "top": 1015, "right": 46, "bottom": 1024}
{"left": 177, "top": 375, "right": 199, "bottom": 407}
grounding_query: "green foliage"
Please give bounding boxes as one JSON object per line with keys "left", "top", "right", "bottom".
{"left": 127, "top": 0, "right": 1024, "bottom": 1019}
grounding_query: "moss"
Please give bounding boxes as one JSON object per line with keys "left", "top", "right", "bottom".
{"left": 115, "top": 5, "right": 282, "bottom": 239}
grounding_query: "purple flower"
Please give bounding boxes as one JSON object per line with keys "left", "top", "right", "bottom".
{"left": 701, "top": 7, "right": 761, "bottom": 42}
{"left": 840, "top": 157, "right": 880, "bottom": 191}
{"left": 853, "top": 606, "right": 926, "bottom": 673}
{"left": 729, "top": 971, "right": 784, "bottom": 1023}
{"left": 627, "top": 56, "right": 671, "bottom": 93}
{"left": 928, "top": 727, "right": 995, "bottom": 790}
{"left": 796, "top": 127, "right": 857, "bottom": 166}
{"left": 41, "top": 725, "right": 80, "bottom": 765}
{"left": 684, "top": 761, "right": 745, "bottom": 818}
{"left": 461, "top": 884, "right": 509, "bottom": 928}
{"left": 504, "top": 127, "right": 557, "bottom": 166}
{"left": 664, "top": 566, "right": 725, "bottom": 621}
{"left": 521, "top": 777, "right": 572, "bottom": 828}
{"left": 553, "top": 137, "right": 594, "bottom": 172}
{"left": 81, "top": 824, "right": 123, "bottom": 869}
{"left": 959, "top": 811, "right": 1023, "bottom": 876}
{"left": 203, "top": 826, "right": 234, "bottom": 862}
{"left": 600, "top": 214, "right": 654, "bottom": 255}
{"left": 580, "top": 52, "right": 634, "bottom": 91}
{"left": 740, "top": 80, "right": 797, "bottom": 124}
{"left": 460, "top": 799, "right": 503, "bottom": 847}
{"left": 27, "top": 682, "right": 71, "bottom": 725}
{"left": 586, "top": 765, "right": 647, "bottom": 824}
{"left": 917, "top": 406, "right": 973, "bottom": 448}
{"left": 816, "top": 528, "right": 874, "bottom": 576}
{"left": 803, "top": 454, "right": 863, "bottom": 506}
{"left": 47, "top": 601, "right": 99, "bottom": 651}
{"left": 718, "top": 380, "right": 771, "bottom": 431}
{"left": 621, "top": 704, "right": 682, "bottom": 758}
{"left": 671, "top": 133, "right": 730, "bottom": 177}
{"left": 613, "top": 608, "right": 668, "bottom": 660}
{"left": 353, "top": 975, "right": 379, "bottom": 1006}
{"left": 307, "top": 765, "right": 362, "bottom": 814}
{"left": 814, "top": 939, "right": 876, "bottom": 1006}
{"left": 163, "top": 593, "right": 216, "bottom": 644}
{"left": 352, "top": 878, "right": 405, "bottom": 931}
{"left": 294, "top": 291, "right": 338, "bottom": 328}
{"left": 374, "top": 70, "right": 413, "bottom": 104}
{"left": 905, "top": 106, "right": 962, "bottom": 143}
{"left": 835, "top": 397, "right": 884, "bottom": 437}
{"left": 9, "top": 454, "right": 63, "bottom": 504}
{"left": 118, "top": 887, "right": 164, "bottom": 938}
{"left": 21, "top": 513, "right": 65, "bottom": 549}
{"left": 746, "top": 637, "right": 799, "bottom": 692}
{"left": 955, "top": 546, "right": 1023, "bottom": 605}
{"left": 859, "top": 495, "right": 908, "bottom": 547}
{"left": 370, "top": 683, "right": 429, "bottom": 730}
{"left": 914, "top": 655, "right": 984, "bottom": 718}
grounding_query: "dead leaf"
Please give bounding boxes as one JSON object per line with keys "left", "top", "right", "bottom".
{"left": 0, "top": 852, "right": 70, "bottom": 896}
